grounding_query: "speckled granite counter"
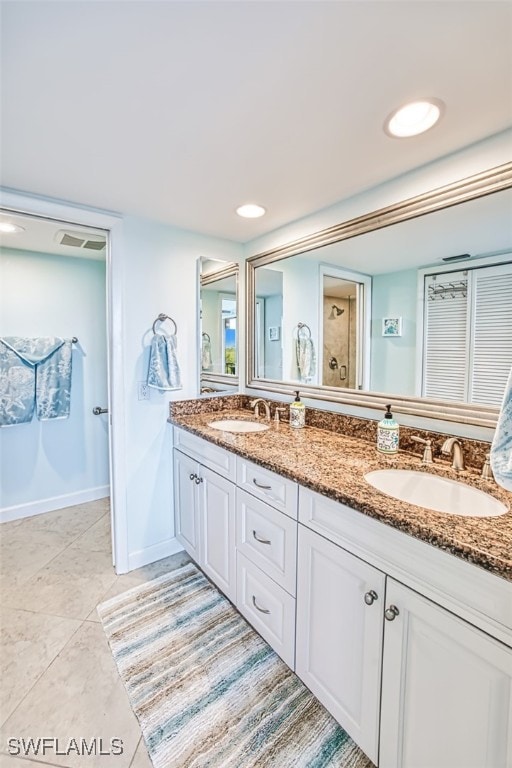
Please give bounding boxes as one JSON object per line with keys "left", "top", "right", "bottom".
{"left": 169, "top": 406, "right": 512, "bottom": 582}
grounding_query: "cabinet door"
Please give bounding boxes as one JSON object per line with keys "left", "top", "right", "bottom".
{"left": 199, "top": 465, "right": 236, "bottom": 602}
{"left": 380, "top": 578, "right": 512, "bottom": 768}
{"left": 296, "top": 526, "right": 385, "bottom": 764}
{"left": 173, "top": 449, "right": 200, "bottom": 561}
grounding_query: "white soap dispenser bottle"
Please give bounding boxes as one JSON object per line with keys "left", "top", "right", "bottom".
{"left": 377, "top": 404, "right": 399, "bottom": 454}
{"left": 290, "top": 390, "right": 306, "bottom": 429}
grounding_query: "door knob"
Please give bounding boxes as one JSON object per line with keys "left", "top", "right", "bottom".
{"left": 92, "top": 407, "right": 108, "bottom": 415}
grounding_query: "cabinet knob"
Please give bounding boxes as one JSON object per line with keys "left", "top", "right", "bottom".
{"left": 194, "top": 476, "right": 203, "bottom": 484}
{"left": 384, "top": 605, "right": 400, "bottom": 621}
{"left": 252, "top": 595, "right": 270, "bottom": 614}
{"left": 364, "top": 590, "right": 378, "bottom": 605}
{"left": 189, "top": 473, "right": 196, "bottom": 481}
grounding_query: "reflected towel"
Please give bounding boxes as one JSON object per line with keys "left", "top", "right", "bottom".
{"left": 490, "top": 365, "right": 512, "bottom": 491}
{"left": 296, "top": 335, "right": 316, "bottom": 382}
{"left": 0, "top": 337, "right": 72, "bottom": 426}
{"left": 201, "top": 337, "right": 213, "bottom": 370}
{"left": 147, "top": 333, "right": 182, "bottom": 391}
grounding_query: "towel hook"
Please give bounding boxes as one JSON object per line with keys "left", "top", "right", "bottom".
{"left": 202, "top": 332, "right": 211, "bottom": 342}
{"left": 152, "top": 313, "right": 177, "bottom": 335}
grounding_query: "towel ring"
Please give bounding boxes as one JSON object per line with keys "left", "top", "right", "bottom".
{"left": 152, "top": 313, "right": 177, "bottom": 335}
{"left": 296, "top": 322, "right": 312, "bottom": 339}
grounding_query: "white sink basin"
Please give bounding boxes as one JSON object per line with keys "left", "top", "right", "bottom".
{"left": 364, "top": 469, "right": 508, "bottom": 518}
{"left": 208, "top": 419, "right": 270, "bottom": 434}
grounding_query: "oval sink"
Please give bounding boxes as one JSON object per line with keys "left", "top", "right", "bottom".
{"left": 208, "top": 419, "right": 269, "bottom": 434}
{"left": 364, "top": 469, "right": 508, "bottom": 518}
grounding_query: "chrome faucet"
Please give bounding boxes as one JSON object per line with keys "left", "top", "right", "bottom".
{"left": 441, "top": 437, "right": 465, "bottom": 471}
{"left": 249, "top": 398, "right": 271, "bottom": 421}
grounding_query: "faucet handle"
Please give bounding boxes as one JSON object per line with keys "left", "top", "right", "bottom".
{"left": 274, "top": 406, "right": 287, "bottom": 423}
{"left": 411, "top": 435, "right": 433, "bottom": 465}
{"left": 481, "top": 452, "right": 494, "bottom": 481}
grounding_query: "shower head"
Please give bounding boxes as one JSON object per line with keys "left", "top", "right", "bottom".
{"left": 329, "top": 304, "right": 345, "bottom": 319}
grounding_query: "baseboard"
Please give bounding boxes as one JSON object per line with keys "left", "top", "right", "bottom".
{"left": 125, "top": 537, "right": 184, "bottom": 574}
{"left": 0, "top": 485, "right": 110, "bottom": 524}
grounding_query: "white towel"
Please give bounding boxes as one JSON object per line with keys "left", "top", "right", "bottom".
{"left": 296, "top": 333, "right": 316, "bottom": 382}
{"left": 201, "top": 337, "right": 213, "bottom": 370}
{"left": 147, "top": 333, "right": 182, "bottom": 391}
{"left": 490, "top": 365, "right": 512, "bottom": 491}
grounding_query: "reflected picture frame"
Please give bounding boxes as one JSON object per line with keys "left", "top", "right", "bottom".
{"left": 382, "top": 317, "right": 402, "bottom": 337}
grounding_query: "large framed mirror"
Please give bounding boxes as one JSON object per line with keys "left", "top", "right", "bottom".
{"left": 199, "top": 258, "right": 239, "bottom": 395}
{"left": 246, "top": 163, "right": 512, "bottom": 427}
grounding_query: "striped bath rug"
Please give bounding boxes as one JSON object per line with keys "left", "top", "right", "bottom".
{"left": 98, "top": 561, "right": 374, "bottom": 768}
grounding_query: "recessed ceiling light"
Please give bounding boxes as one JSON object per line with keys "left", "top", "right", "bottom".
{"left": 236, "top": 204, "right": 266, "bottom": 219}
{"left": 0, "top": 221, "right": 26, "bottom": 234}
{"left": 384, "top": 98, "right": 444, "bottom": 138}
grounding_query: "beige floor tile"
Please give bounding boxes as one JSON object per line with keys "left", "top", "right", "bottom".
{"left": 0, "top": 529, "right": 70, "bottom": 591}
{"left": 125, "top": 550, "right": 191, "bottom": 584}
{"left": 129, "top": 739, "right": 151, "bottom": 768}
{"left": 70, "top": 515, "right": 111, "bottom": 553}
{"left": 4, "top": 570, "right": 118, "bottom": 621}
{"left": 0, "top": 756, "right": 68, "bottom": 768}
{"left": 4, "top": 501, "right": 109, "bottom": 542}
{"left": 0, "top": 609, "right": 81, "bottom": 728}
{"left": 0, "top": 622, "right": 140, "bottom": 768}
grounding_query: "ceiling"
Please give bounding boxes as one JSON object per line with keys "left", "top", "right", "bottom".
{"left": 1, "top": 1, "right": 511, "bottom": 243}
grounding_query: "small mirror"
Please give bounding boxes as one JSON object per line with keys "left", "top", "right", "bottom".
{"left": 199, "top": 258, "right": 239, "bottom": 395}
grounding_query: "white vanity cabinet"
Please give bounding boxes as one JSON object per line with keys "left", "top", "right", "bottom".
{"left": 379, "top": 578, "right": 512, "bottom": 768}
{"left": 173, "top": 429, "right": 237, "bottom": 603}
{"left": 298, "top": 487, "right": 512, "bottom": 768}
{"left": 296, "top": 525, "right": 385, "bottom": 764}
{"left": 235, "top": 459, "right": 298, "bottom": 668}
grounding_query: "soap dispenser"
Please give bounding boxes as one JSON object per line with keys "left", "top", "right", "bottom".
{"left": 290, "top": 390, "right": 306, "bottom": 429}
{"left": 377, "top": 404, "right": 399, "bottom": 454}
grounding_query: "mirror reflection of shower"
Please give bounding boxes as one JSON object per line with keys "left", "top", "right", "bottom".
{"left": 329, "top": 304, "right": 345, "bottom": 319}
{"left": 322, "top": 277, "right": 357, "bottom": 389}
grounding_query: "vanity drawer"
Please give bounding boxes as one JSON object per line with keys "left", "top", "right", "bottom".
{"left": 236, "top": 458, "right": 298, "bottom": 519}
{"left": 236, "top": 489, "right": 297, "bottom": 596}
{"left": 173, "top": 427, "right": 236, "bottom": 479}
{"left": 236, "top": 552, "right": 296, "bottom": 669}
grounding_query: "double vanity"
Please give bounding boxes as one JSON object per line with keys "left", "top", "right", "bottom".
{"left": 169, "top": 396, "right": 512, "bottom": 768}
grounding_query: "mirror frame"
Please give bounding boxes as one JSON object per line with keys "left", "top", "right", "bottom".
{"left": 246, "top": 162, "right": 512, "bottom": 428}
{"left": 199, "top": 260, "right": 239, "bottom": 392}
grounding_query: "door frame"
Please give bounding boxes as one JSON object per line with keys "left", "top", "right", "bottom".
{"left": 0, "top": 188, "right": 129, "bottom": 573}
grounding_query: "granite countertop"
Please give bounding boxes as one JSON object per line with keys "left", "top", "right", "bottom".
{"left": 169, "top": 408, "right": 512, "bottom": 582}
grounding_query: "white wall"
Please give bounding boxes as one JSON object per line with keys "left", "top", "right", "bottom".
{"left": 370, "top": 269, "right": 417, "bottom": 395}
{"left": 0, "top": 248, "right": 109, "bottom": 520}
{"left": 119, "top": 216, "right": 243, "bottom": 570}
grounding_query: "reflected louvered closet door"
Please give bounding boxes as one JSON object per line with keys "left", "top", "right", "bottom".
{"left": 422, "top": 261, "right": 512, "bottom": 406}
{"left": 422, "top": 270, "right": 469, "bottom": 402}
{"left": 470, "top": 263, "right": 512, "bottom": 405}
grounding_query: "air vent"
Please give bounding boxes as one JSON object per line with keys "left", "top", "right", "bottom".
{"left": 55, "top": 230, "right": 106, "bottom": 251}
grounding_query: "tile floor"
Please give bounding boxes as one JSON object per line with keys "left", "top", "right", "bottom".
{"left": 0, "top": 499, "right": 189, "bottom": 768}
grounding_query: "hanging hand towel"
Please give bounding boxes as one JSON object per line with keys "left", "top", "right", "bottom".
{"left": 201, "top": 336, "right": 213, "bottom": 371}
{"left": 0, "top": 337, "right": 72, "bottom": 426}
{"left": 147, "top": 333, "right": 182, "bottom": 391}
{"left": 490, "top": 364, "right": 512, "bottom": 491}
{"left": 296, "top": 330, "right": 316, "bottom": 382}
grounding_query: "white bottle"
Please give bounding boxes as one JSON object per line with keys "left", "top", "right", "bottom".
{"left": 377, "top": 404, "right": 399, "bottom": 454}
{"left": 290, "top": 390, "right": 306, "bottom": 429}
